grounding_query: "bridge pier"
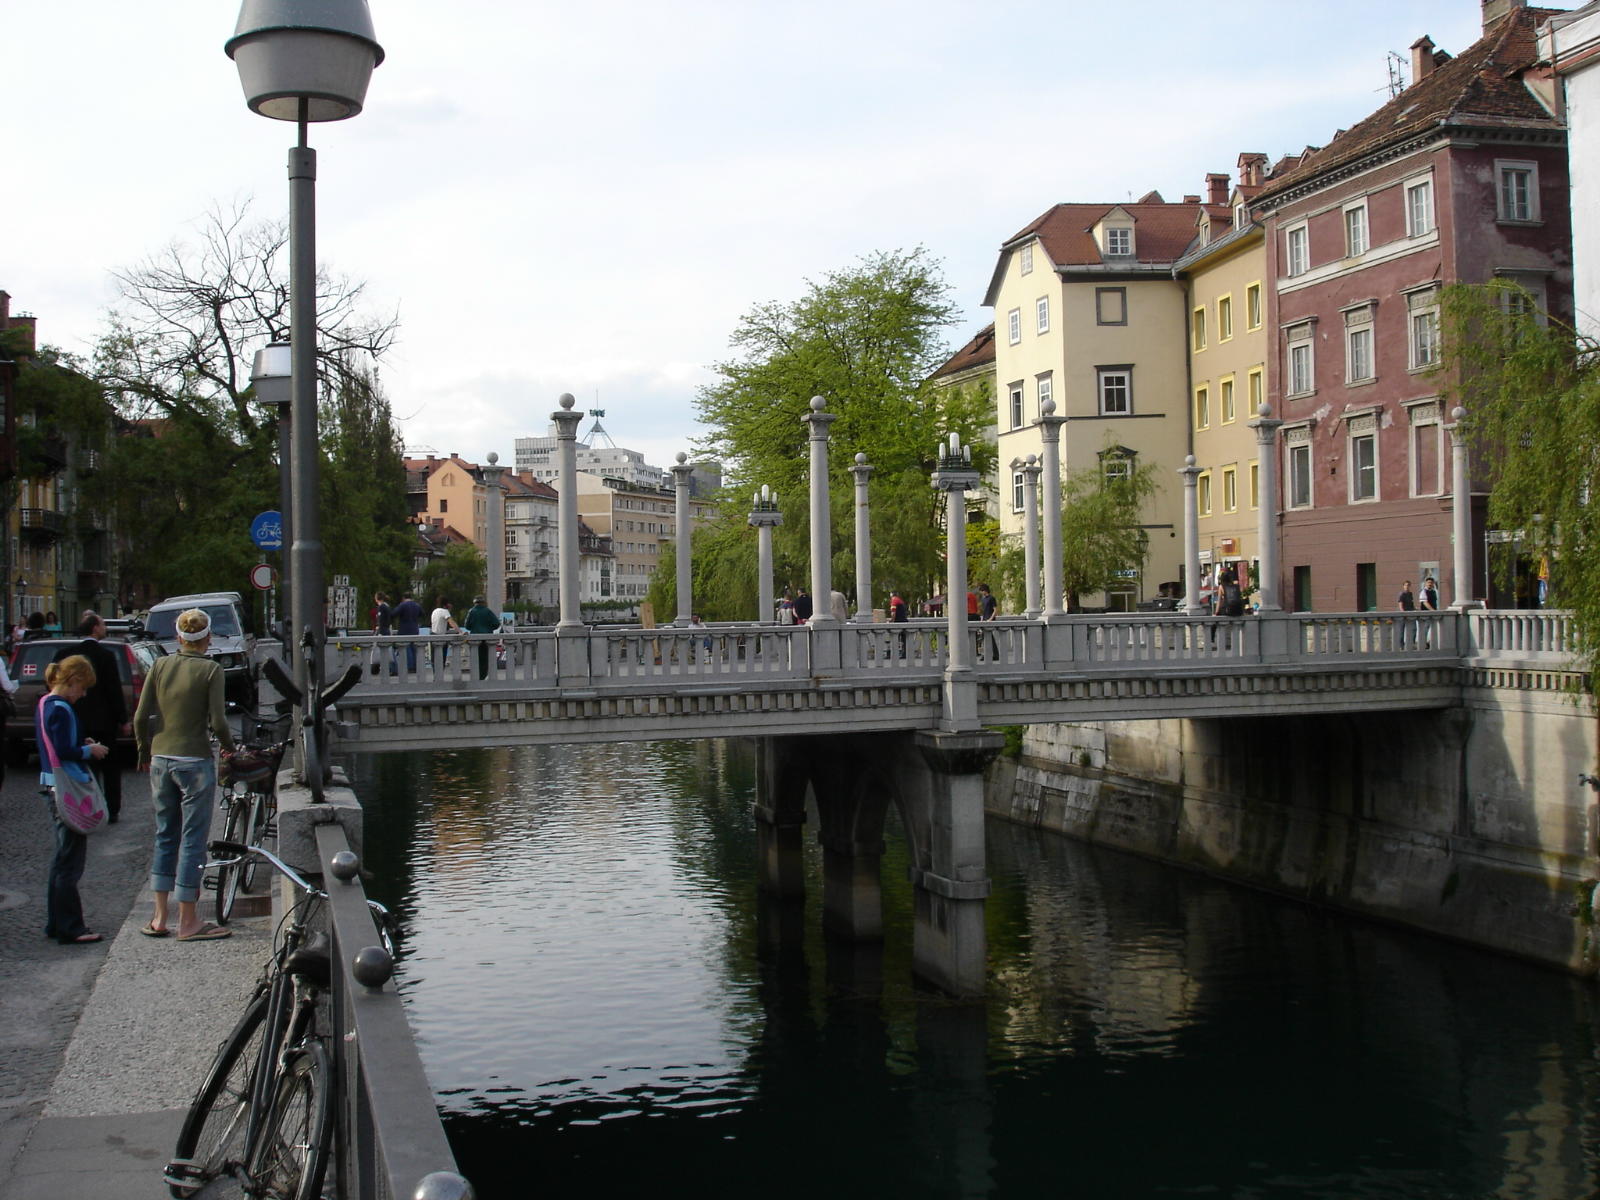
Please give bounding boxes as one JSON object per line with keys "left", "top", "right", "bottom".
{"left": 754, "top": 737, "right": 809, "bottom": 900}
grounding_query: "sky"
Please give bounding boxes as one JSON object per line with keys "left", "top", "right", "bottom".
{"left": 8, "top": 1, "right": 1505, "bottom": 473}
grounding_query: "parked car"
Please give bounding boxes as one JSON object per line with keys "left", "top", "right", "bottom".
{"left": 6, "top": 637, "right": 166, "bottom": 762}
{"left": 145, "top": 592, "right": 258, "bottom": 706}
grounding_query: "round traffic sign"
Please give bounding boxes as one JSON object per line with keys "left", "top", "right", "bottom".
{"left": 249, "top": 562, "right": 276, "bottom": 591}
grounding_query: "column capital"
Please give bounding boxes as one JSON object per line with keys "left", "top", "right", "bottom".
{"left": 803, "top": 395, "right": 837, "bottom": 439}
{"left": 1014, "top": 453, "right": 1042, "bottom": 482}
{"left": 849, "top": 451, "right": 874, "bottom": 483}
{"left": 1178, "top": 453, "right": 1202, "bottom": 483}
{"left": 551, "top": 392, "right": 583, "bottom": 437}
{"left": 668, "top": 451, "right": 696, "bottom": 483}
{"left": 1247, "top": 401, "right": 1284, "bottom": 438}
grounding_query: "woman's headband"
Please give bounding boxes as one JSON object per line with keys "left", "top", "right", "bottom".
{"left": 177, "top": 614, "right": 212, "bottom": 642}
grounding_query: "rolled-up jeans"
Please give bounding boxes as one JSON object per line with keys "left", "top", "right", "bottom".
{"left": 149, "top": 756, "right": 217, "bottom": 903}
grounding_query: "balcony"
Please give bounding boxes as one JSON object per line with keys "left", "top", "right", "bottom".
{"left": 76, "top": 449, "right": 103, "bottom": 475}
{"left": 20, "top": 508, "right": 66, "bottom": 540}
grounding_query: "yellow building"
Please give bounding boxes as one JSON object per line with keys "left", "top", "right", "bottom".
{"left": 1175, "top": 158, "right": 1270, "bottom": 600}
{"left": 984, "top": 193, "right": 1200, "bottom": 608}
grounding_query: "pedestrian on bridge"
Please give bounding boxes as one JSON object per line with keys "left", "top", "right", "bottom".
{"left": 430, "top": 597, "right": 460, "bottom": 671}
{"left": 464, "top": 596, "right": 498, "bottom": 679}
{"left": 394, "top": 592, "right": 423, "bottom": 673}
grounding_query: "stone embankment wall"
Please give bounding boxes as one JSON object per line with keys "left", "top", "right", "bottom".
{"left": 987, "top": 685, "right": 1600, "bottom": 975}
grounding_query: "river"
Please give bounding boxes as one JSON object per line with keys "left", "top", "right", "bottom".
{"left": 350, "top": 741, "right": 1600, "bottom": 1199}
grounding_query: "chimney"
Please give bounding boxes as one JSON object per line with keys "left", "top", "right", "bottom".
{"left": 1237, "top": 152, "right": 1268, "bottom": 187}
{"left": 1411, "top": 36, "right": 1436, "bottom": 83}
{"left": 1183, "top": 194, "right": 1200, "bottom": 204}
{"left": 1206, "top": 172, "right": 1229, "bottom": 205}
{"left": 1482, "top": 0, "right": 1525, "bottom": 32}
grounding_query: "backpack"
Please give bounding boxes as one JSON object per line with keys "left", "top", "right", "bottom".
{"left": 1221, "top": 581, "right": 1244, "bottom": 617}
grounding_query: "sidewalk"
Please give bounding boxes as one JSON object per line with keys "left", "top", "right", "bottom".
{"left": 0, "top": 763, "right": 268, "bottom": 1199}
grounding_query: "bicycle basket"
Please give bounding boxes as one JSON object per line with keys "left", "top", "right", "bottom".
{"left": 221, "top": 743, "right": 285, "bottom": 786}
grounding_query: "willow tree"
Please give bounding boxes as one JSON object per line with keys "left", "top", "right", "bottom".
{"left": 1441, "top": 280, "right": 1600, "bottom": 688}
{"left": 689, "top": 249, "right": 993, "bottom": 617}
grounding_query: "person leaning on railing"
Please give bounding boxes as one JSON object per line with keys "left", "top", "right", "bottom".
{"left": 133, "top": 608, "right": 236, "bottom": 942}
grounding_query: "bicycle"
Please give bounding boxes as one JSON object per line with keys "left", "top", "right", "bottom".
{"left": 211, "top": 740, "right": 288, "bottom": 925}
{"left": 165, "top": 839, "right": 398, "bottom": 1200}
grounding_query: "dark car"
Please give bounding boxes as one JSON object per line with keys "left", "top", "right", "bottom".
{"left": 6, "top": 637, "right": 166, "bottom": 762}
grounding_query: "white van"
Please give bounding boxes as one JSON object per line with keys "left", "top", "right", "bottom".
{"left": 145, "top": 592, "right": 258, "bottom": 706}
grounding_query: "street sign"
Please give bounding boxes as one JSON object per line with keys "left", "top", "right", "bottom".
{"left": 250, "top": 510, "right": 284, "bottom": 551}
{"left": 249, "top": 562, "right": 276, "bottom": 591}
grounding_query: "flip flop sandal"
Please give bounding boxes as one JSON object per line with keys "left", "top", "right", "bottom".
{"left": 176, "top": 924, "right": 232, "bottom": 942}
{"left": 140, "top": 923, "right": 170, "bottom": 938}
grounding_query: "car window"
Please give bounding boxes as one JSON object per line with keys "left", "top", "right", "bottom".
{"left": 144, "top": 610, "right": 179, "bottom": 639}
{"left": 146, "top": 604, "right": 243, "bottom": 640}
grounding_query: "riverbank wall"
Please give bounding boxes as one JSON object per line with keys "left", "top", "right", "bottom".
{"left": 986, "top": 679, "right": 1600, "bottom": 975}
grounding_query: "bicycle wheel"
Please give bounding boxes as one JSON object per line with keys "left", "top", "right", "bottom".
{"left": 241, "top": 792, "right": 270, "bottom": 894}
{"left": 214, "top": 795, "right": 250, "bottom": 926}
{"left": 248, "top": 1041, "right": 333, "bottom": 1200}
{"left": 167, "top": 991, "right": 268, "bottom": 1198}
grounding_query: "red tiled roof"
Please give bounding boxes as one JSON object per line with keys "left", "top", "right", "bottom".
{"left": 1254, "top": 7, "right": 1563, "bottom": 205}
{"left": 931, "top": 323, "right": 996, "bottom": 380}
{"left": 1003, "top": 200, "right": 1203, "bottom": 267}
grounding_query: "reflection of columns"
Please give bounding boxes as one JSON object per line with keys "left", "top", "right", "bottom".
{"left": 552, "top": 394, "right": 584, "bottom": 628}
{"left": 1248, "top": 402, "right": 1284, "bottom": 612}
{"left": 1016, "top": 455, "right": 1042, "bottom": 619}
{"left": 754, "top": 736, "right": 808, "bottom": 900}
{"left": 1180, "top": 455, "right": 1204, "bottom": 615}
{"left": 482, "top": 451, "right": 506, "bottom": 612}
{"left": 932, "top": 432, "right": 980, "bottom": 730}
{"left": 747, "top": 486, "right": 781, "bottom": 624}
{"left": 1036, "top": 399, "right": 1066, "bottom": 620}
{"left": 670, "top": 452, "right": 695, "bottom": 627}
{"left": 850, "top": 452, "right": 874, "bottom": 621}
{"left": 1447, "top": 405, "right": 1475, "bottom": 609}
{"left": 803, "top": 396, "right": 837, "bottom": 626}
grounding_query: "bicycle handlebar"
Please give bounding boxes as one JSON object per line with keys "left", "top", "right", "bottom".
{"left": 208, "top": 839, "right": 323, "bottom": 899}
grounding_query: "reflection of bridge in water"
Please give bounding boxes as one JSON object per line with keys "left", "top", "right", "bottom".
{"left": 317, "top": 608, "right": 1578, "bottom": 995}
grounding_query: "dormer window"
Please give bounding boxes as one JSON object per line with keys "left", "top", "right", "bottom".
{"left": 1234, "top": 203, "right": 1247, "bottom": 229}
{"left": 1106, "top": 227, "right": 1132, "bottom": 256}
{"left": 1198, "top": 218, "right": 1211, "bottom": 247}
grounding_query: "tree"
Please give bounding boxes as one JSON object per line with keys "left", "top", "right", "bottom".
{"left": 1441, "top": 280, "right": 1600, "bottom": 687}
{"left": 1056, "top": 450, "right": 1160, "bottom": 612}
{"left": 690, "top": 249, "right": 990, "bottom": 615}
{"left": 418, "top": 543, "right": 486, "bottom": 613}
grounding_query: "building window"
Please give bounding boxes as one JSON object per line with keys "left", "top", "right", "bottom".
{"left": 1249, "top": 461, "right": 1260, "bottom": 509}
{"left": 1218, "top": 295, "right": 1233, "bottom": 341}
{"left": 1106, "top": 227, "right": 1132, "bottom": 256}
{"left": 1350, "top": 423, "right": 1378, "bottom": 502}
{"left": 1037, "top": 373, "right": 1053, "bottom": 414}
{"left": 1286, "top": 323, "right": 1315, "bottom": 397}
{"left": 1246, "top": 282, "right": 1263, "bottom": 330}
{"left": 1009, "top": 382, "right": 1024, "bottom": 429}
{"left": 1497, "top": 161, "right": 1539, "bottom": 222}
{"left": 439, "top": 498, "right": 448, "bottom": 513}
{"left": 1220, "top": 376, "right": 1236, "bottom": 424}
{"left": 1096, "top": 287, "right": 1127, "bottom": 325}
{"left": 1285, "top": 224, "right": 1309, "bottom": 276}
{"left": 1020, "top": 242, "right": 1034, "bottom": 275}
{"left": 1012, "top": 471, "right": 1025, "bottom": 512}
{"left": 1007, "top": 308, "right": 1021, "bottom": 345}
{"left": 1346, "top": 325, "right": 1373, "bottom": 383}
{"left": 1408, "top": 401, "right": 1443, "bottom": 497}
{"left": 1344, "top": 203, "right": 1369, "bottom": 257}
{"left": 1194, "top": 385, "right": 1210, "bottom": 430}
{"left": 1103, "top": 454, "right": 1133, "bottom": 486}
{"left": 1192, "top": 306, "right": 1208, "bottom": 351}
{"left": 1235, "top": 202, "right": 1248, "bottom": 230}
{"left": 1098, "top": 368, "right": 1132, "bottom": 415}
{"left": 1408, "top": 292, "right": 1440, "bottom": 369}
{"left": 1286, "top": 429, "right": 1313, "bottom": 509}
{"left": 1222, "top": 465, "right": 1238, "bottom": 512}
{"left": 1036, "top": 296, "right": 1050, "bottom": 334}
{"left": 1198, "top": 471, "right": 1212, "bottom": 516}
{"left": 1247, "top": 366, "right": 1264, "bottom": 414}
{"left": 1406, "top": 179, "right": 1434, "bottom": 237}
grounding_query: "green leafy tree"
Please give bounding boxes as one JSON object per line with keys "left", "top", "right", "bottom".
{"left": 418, "top": 542, "right": 486, "bottom": 614}
{"left": 689, "top": 249, "right": 989, "bottom": 615}
{"left": 1057, "top": 450, "right": 1160, "bottom": 612}
{"left": 1441, "top": 280, "right": 1600, "bottom": 687}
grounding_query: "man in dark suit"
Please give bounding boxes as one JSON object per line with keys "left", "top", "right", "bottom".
{"left": 53, "top": 611, "right": 129, "bottom": 821}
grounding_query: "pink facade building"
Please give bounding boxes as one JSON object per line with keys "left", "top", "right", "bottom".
{"left": 1251, "top": 2, "right": 1572, "bottom": 611}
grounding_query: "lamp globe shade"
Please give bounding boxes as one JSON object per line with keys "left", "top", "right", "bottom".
{"left": 226, "top": 0, "right": 384, "bottom": 122}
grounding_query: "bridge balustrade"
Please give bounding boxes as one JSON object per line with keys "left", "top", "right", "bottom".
{"left": 1470, "top": 609, "right": 1580, "bottom": 658}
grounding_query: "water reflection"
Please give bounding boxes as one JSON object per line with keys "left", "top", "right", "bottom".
{"left": 352, "top": 744, "right": 1600, "bottom": 1199}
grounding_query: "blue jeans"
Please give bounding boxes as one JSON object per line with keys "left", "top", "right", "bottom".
{"left": 149, "top": 757, "right": 217, "bottom": 903}
{"left": 43, "top": 790, "right": 89, "bottom": 941}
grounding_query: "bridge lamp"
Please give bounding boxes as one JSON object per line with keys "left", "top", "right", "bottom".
{"left": 225, "top": 0, "right": 382, "bottom": 747}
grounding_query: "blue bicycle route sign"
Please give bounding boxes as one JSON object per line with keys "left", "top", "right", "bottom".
{"left": 250, "top": 510, "right": 283, "bottom": 551}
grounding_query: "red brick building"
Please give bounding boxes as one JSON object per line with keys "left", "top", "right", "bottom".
{"left": 1250, "top": 2, "right": 1572, "bottom": 610}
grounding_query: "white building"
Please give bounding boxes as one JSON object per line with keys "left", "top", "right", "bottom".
{"left": 1544, "top": 2, "right": 1600, "bottom": 339}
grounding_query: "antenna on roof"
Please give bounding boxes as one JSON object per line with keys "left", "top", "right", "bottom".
{"left": 584, "top": 409, "right": 617, "bottom": 449}
{"left": 1385, "top": 50, "right": 1408, "bottom": 98}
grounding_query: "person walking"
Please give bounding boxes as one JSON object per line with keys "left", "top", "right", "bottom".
{"left": 464, "top": 595, "right": 498, "bottom": 679}
{"left": 133, "top": 608, "right": 236, "bottom": 942}
{"left": 393, "top": 592, "right": 423, "bottom": 673}
{"left": 53, "top": 611, "right": 129, "bottom": 822}
{"left": 889, "top": 590, "right": 909, "bottom": 657}
{"left": 794, "top": 589, "right": 813, "bottom": 624}
{"left": 977, "top": 583, "right": 998, "bottom": 660}
{"left": 1397, "top": 580, "right": 1416, "bottom": 648}
{"left": 1419, "top": 576, "right": 1441, "bottom": 648}
{"left": 430, "top": 596, "right": 460, "bottom": 670}
{"left": 38, "top": 655, "right": 109, "bottom": 945}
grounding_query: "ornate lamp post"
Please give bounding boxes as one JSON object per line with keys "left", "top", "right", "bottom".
{"left": 747, "top": 486, "right": 782, "bottom": 623}
{"left": 932, "top": 432, "right": 981, "bottom": 728}
{"left": 226, "top": 0, "right": 383, "bottom": 748}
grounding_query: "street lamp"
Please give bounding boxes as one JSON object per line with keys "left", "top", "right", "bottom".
{"left": 251, "top": 341, "right": 292, "bottom": 642}
{"left": 225, "top": 0, "right": 382, "bottom": 748}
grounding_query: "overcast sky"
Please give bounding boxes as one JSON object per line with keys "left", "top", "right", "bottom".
{"left": 10, "top": 1, "right": 1499, "bottom": 471}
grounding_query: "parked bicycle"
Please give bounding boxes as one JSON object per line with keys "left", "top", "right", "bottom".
{"left": 211, "top": 740, "right": 289, "bottom": 925}
{"left": 165, "top": 838, "right": 398, "bottom": 1200}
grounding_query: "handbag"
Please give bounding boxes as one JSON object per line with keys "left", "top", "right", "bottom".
{"left": 37, "top": 695, "right": 108, "bottom": 835}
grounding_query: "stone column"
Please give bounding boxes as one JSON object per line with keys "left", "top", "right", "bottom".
{"left": 803, "top": 396, "right": 837, "bottom": 626}
{"left": 1016, "top": 455, "right": 1042, "bottom": 619}
{"left": 1248, "top": 403, "right": 1284, "bottom": 612}
{"left": 551, "top": 394, "right": 585, "bottom": 652}
{"left": 1180, "top": 455, "right": 1204, "bottom": 616}
{"left": 850, "top": 452, "right": 874, "bottom": 621}
{"left": 931, "top": 432, "right": 981, "bottom": 731}
{"left": 1446, "top": 405, "right": 1476, "bottom": 609}
{"left": 1036, "top": 399, "right": 1066, "bottom": 621}
{"left": 482, "top": 451, "right": 506, "bottom": 613}
{"left": 670, "top": 452, "right": 695, "bottom": 627}
{"left": 747, "top": 485, "right": 782, "bottom": 624}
